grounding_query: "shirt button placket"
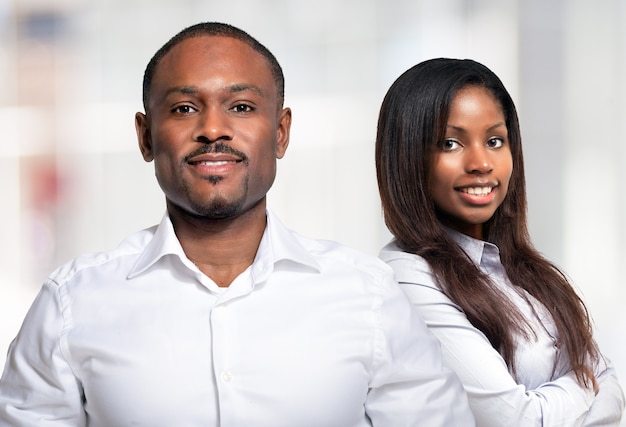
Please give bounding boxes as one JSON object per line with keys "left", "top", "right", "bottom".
{"left": 211, "top": 301, "right": 236, "bottom": 426}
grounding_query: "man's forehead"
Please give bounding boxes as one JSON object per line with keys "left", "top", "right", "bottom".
{"left": 149, "top": 36, "right": 277, "bottom": 108}
{"left": 154, "top": 35, "right": 270, "bottom": 81}
{"left": 166, "top": 35, "right": 258, "bottom": 62}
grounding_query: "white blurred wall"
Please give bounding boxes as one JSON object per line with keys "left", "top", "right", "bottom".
{"left": 0, "top": 1, "right": 625, "bottom": 422}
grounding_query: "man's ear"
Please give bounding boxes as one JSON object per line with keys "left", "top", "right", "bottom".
{"left": 275, "top": 107, "right": 292, "bottom": 159}
{"left": 135, "top": 112, "right": 154, "bottom": 162}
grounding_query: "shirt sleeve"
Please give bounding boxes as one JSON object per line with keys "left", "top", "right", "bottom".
{"left": 581, "top": 357, "right": 625, "bottom": 426}
{"left": 0, "top": 281, "right": 86, "bottom": 426}
{"left": 387, "top": 254, "right": 597, "bottom": 427}
{"left": 364, "top": 270, "right": 476, "bottom": 426}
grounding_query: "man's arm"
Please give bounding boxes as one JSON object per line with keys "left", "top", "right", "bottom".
{"left": 0, "top": 281, "right": 85, "bottom": 426}
{"left": 364, "top": 272, "right": 475, "bottom": 426}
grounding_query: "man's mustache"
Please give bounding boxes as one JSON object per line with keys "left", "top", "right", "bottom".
{"left": 184, "top": 142, "right": 248, "bottom": 163}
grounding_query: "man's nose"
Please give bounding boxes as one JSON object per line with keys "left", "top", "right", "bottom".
{"left": 194, "top": 107, "right": 233, "bottom": 143}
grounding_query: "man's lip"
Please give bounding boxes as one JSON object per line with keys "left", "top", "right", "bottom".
{"left": 187, "top": 153, "right": 242, "bottom": 165}
{"left": 183, "top": 142, "right": 248, "bottom": 164}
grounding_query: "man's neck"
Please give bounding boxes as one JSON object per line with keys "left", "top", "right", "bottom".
{"left": 168, "top": 202, "right": 267, "bottom": 287}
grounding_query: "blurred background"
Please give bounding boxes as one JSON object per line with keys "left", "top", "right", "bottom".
{"left": 1, "top": 0, "right": 625, "bottom": 416}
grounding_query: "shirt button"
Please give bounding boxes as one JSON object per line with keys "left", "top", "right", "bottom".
{"left": 221, "top": 371, "right": 233, "bottom": 382}
{"left": 214, "top": 303, "right": 228, "bottom": 312}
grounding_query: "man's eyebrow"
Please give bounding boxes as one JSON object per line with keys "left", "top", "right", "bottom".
{"left": 161, "top": 84, "right": 265, "bottom": 100}
{"left": 158, "top": 86, "right": 199, "bottom": 103}
{"left": 227, "top": 83, "right": 265, "bottom": 97}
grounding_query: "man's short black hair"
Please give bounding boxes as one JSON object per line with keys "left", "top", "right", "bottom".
{"left": 142, "top": 22, "right": 285, "bottom": 112}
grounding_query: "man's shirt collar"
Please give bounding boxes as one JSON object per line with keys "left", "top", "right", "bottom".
{"left": 128, "top": 209, "right": 321, "bottom": 280}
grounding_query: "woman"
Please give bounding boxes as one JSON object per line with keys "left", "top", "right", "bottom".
{"left": 375, "top": 58, "right": 624, "bottom": 425}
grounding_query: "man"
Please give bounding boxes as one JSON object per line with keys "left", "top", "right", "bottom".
{"left": 0, "top": 22, "right": 474, "bottom": 426}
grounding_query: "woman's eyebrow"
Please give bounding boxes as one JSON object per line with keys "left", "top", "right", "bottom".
{"left": 446, "top": 121, "right": 506, "bottom": 133}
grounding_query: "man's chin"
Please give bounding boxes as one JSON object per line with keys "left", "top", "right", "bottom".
{"left": 165, "top": 195, "right": 244, "bottom": 220}
{"left": 190, "top": 199, "right": 245, "bottom": 220}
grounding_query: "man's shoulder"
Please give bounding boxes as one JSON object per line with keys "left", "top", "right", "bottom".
{"left": 267, "top": 210, "right": 392, "bottom": 280}
{"left": 290, "top": 231, "right": 394, "bottom": 279}
{"left": 48, "top": 225, "right": 158, "bottom": 286}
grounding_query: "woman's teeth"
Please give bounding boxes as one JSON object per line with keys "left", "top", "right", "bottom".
{"left": 462, "top": 187, "right": 492, "bottom": 196}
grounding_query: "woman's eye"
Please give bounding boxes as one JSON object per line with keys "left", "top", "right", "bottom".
{"left": 487, "top": 137, "right": 504, "bottom": 148}
{"left": 442, "top": 139, "right": 460, "bottom": 151}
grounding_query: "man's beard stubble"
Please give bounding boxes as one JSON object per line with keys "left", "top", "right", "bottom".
{"left": 184, "top": 142, "right": 250, "bottom": 219}
{"left": 184, "top": 175, "right": 248, "bottom": 220}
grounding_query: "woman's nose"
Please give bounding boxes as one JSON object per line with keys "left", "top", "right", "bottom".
{"left": 465, "top": 146, "right": 493, "bottom": 174}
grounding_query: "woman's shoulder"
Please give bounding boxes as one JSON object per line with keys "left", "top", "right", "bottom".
{"left": 379, "top": 241, "right": 440, "bottom": 289}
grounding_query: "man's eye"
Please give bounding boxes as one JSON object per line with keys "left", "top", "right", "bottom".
{"left": 232, "top": 104, "right": 253, "bottom": 113}
{"left": 172, "top": 105, "right": 196, "bottom": 114}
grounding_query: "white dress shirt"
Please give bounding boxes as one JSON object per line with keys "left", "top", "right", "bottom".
{"left": 380, "top": 229, "right": 625, "bottom": 427}
{"left": 0, "top": 210, "right": 474, "bottom": 427}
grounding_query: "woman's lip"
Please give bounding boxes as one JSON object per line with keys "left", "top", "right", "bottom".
{"left": 458, "top": 185, "right": 494, "bottom": 196}
{"left": 457, "top": 186, "right": 497, "bottom": 205}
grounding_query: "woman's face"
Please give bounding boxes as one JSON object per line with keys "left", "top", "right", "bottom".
{"left": 428, "top": 85, "right": 513, "bottom": 240}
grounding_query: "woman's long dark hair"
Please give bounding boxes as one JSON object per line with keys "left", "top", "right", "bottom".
{"left": 375, "top": 58, "right": 598, "bottom": 386}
